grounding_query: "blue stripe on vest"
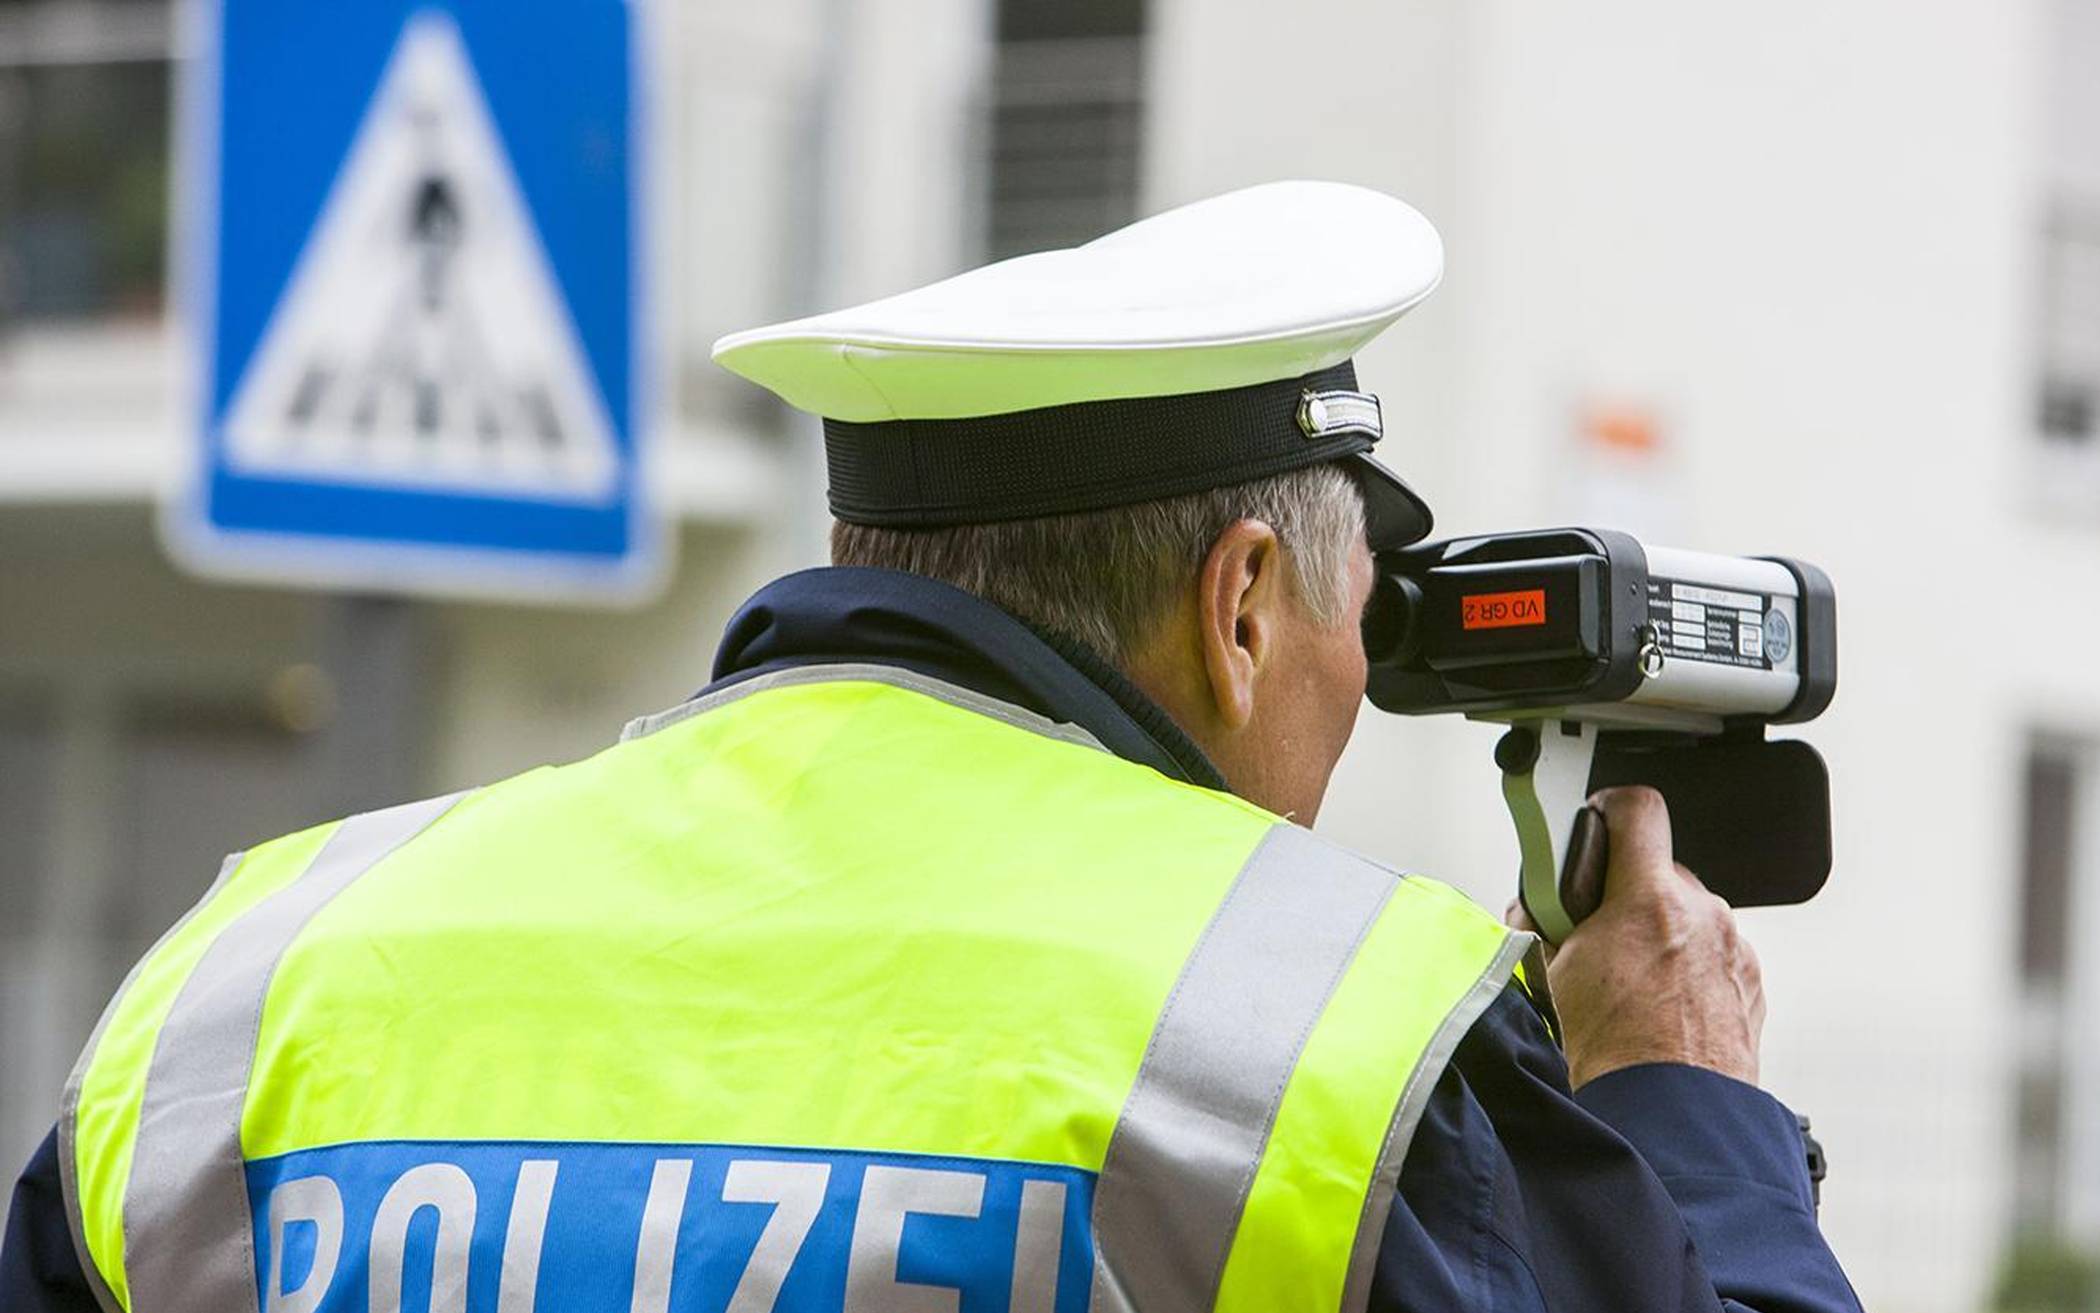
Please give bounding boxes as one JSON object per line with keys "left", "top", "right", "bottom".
{"left": 246, "top": 1142, "right": 1097, "bottom": 1313}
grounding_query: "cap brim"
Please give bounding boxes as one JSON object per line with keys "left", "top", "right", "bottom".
{"left": 1348, "top": 453, "right": 1434, "bottom": 549}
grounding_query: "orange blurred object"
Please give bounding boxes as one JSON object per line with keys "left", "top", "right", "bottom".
{"left": 1581, "top": 404, "right": 1662, "bottom": 453}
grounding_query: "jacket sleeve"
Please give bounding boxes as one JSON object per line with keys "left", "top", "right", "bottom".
{"left": 1577, "top": 1064, "right": 1862, "bottom": 1313}
{"left": 1, "top": 1126, "right": 100, "bottom": 1313}
{"left": 1370, "top": 987, "right": 1862, "bottom": 1313}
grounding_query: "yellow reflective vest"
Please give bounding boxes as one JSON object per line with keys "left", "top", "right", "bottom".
{"left": 62, "top": 666, "right": 1528, "bottom": 1313}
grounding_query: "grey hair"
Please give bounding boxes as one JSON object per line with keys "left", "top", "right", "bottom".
{"left": 830, "top": 463, "right": 1367, "bottom": 662}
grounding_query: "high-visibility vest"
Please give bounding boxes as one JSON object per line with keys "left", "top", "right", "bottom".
{"left": 62, "top": 665, "right": 1528, "bottom": 1313}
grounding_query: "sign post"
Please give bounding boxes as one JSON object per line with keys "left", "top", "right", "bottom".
{"left": 168, "top": 0, "right": 658, "bottom": 601}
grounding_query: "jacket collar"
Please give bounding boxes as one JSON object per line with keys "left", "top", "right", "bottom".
{"left": 709, "top": 567, "right": 1226, "bottom": 790}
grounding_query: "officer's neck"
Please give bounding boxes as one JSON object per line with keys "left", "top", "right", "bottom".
{"left": 710, "top": 567, "right": 1228, "bottom": 793}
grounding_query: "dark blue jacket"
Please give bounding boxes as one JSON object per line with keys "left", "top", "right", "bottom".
{"left": 3, "top": 567, "right": 1861, "bottom": 1313}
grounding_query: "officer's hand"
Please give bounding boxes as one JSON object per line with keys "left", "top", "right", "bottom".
{"left": 1531, "top": 786, "right": 1766, "bottom": 1091}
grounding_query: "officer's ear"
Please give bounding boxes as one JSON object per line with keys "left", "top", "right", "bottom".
{"left": 1196, "top": 519, "right": 1287, "bottom": 730}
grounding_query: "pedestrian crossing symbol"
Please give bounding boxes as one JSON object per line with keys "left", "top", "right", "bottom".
{"left": 175, "top": 0, "right": 651, "bottom": 599}
{"left": 225, "top": 13, "right": 617, "bottom": 502}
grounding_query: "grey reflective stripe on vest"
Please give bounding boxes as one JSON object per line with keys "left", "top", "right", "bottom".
{"left": 59, "top": 851, "right": 247, "bottom": 1313}
{"left": 1089, "top": 823, "right": 1397, "bottom": 1313}
{"left": 119, "top": 791, "right": 467, "bottom": 1313}
{"left": 1337, "top": 930, "right": 1531, "bottom": 1313}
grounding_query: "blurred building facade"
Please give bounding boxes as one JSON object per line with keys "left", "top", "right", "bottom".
{"left": 3, "top": 1, "right": 2098, "bottom": 1309}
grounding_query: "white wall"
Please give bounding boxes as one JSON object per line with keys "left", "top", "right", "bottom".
{"left": 1154, "top": 1, "right": 2062, "bottom": 1307}
{"left": 1458, "top": 6, "right": 2043, "bottom": 1306}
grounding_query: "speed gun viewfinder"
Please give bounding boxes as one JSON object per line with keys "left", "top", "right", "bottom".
{"left": 1362, "top": 528, "right": 1838, "bottom": 944}
{"left": 1363, "top": 527, "right": 1834, "bottom": 730}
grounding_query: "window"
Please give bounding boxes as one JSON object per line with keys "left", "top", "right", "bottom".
{"left": 2036, "top": 0, "right": 2100, "bottom": 506}
{"left": 2011, "top": 735, "right": 2100, "bottom": 1249}
{"left": 2040, "top": 204, "right": 2100, "bottom": 448}
{"left": 0, "top": 695, "right": 57, "bottom": 1171}
{"left": 2014, "top": 743, "right": 2077, "bottom": 1233}
{"left": 982, "top": 0, "right": 1146, "bottom": 262}
{"left": 0, "top": 0, "right": 173, "bottom": 323}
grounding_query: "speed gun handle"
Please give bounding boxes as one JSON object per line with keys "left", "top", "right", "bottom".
{"left": 1559, "top": 805, "right": 1610, "bottom": 927}
{"left": 1501, "top": 725, "right": 1835, "bottom": 945}
{"left": 1496, "top": 722, "right": 1605, "bottom": 945}
{"left": 1514, "top": 801, "right": 1609, "bottom": 943}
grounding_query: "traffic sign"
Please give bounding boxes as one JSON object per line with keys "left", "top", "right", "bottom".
{"left": 168, "top": 1, "right": 658, "bottom": 600}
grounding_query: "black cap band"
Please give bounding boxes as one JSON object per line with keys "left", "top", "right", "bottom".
{"left": 824, "top": 362, "right": 1376, "bottom": 527}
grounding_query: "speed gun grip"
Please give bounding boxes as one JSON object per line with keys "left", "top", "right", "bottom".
{"left": 1558, "top": 805, "right": 1609, "bottom": 927}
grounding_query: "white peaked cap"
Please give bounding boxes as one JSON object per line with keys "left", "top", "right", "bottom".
{"left": 712, "top": 180, "right": 1445, "bottom": 547}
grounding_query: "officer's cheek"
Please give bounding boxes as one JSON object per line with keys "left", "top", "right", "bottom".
{"left": 1291, "top": 596, "right": 1372, "bottom": 770}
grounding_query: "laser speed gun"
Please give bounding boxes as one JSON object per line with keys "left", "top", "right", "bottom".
{"left": 1362, "top": 528, "right": 1837, "bottom": 944}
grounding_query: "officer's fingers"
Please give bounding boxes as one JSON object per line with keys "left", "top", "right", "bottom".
{"left": 1503, "top": 897, "right": 1529, "bottom": 930}
{"left": 1503, "top": 898, "right": 1554, "bottom": 962}
{"left": 1504, "top": 897, "right": 1543, "bottom": 937}
{"left": 1590, "top": 786, "right": 1676, "bottom": 901}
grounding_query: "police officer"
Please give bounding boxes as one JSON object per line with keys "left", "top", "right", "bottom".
{"left": 3, "top": 181, "right": 1859, "bottom": 1312}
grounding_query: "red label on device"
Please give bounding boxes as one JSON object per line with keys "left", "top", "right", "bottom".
{"left": 1462, "top": 589, "right": 1548, "bottom": 630}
